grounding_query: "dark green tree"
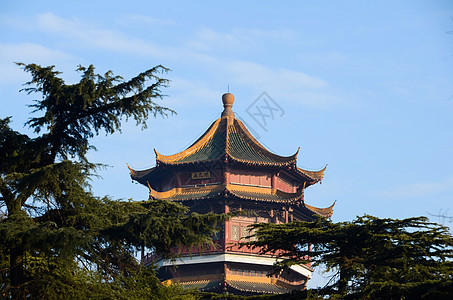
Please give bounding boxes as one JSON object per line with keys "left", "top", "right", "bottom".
{"left": 244, "top": 215, "right": 453, "bottom": 299}
{"left": 0, "top": 63, "right": 225, "bottom": 299}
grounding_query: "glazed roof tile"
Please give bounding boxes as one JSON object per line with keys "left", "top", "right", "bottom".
{"left": 129, "top": 93, "right": 327, "bottom": 199}
{"left": 227, "top": 184, "right": 304, "bottom": 202}
{"left": 130, "top": 93, "right": 326, "bottom": 184}
{"left": 147, "top": 183, "right": 335, "bottom": 217}
{"left": 148, "top": 183, "right": 303, "bottom": 203}
{"left": 148, "top": 183, "right": 224, "bottom": 201}
{"left": 178, "top": 279, "right": 293, "bottom": 294}
{"left": 226, "top": 280, "right": 291, "bottom": 294}
{"left": 154, "top": 117, "right": 298, "bottom": 167}
{"left": 179, "top": 280, "right": 222, "bottom": 291}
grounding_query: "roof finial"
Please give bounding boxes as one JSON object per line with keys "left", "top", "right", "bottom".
{"left": 221, "top": 93, "right": 235, "bottom": 117}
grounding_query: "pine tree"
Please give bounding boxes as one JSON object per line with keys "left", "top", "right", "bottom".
{"left": 0, "top": 63, "right": 225, "bottom": 299}
{"left": 245, "top": 215, "right": 453, "bottom": 299}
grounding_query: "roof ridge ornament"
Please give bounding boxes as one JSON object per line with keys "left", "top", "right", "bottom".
{"left": 221, "top": 93, "right": 235, "bottom": 118}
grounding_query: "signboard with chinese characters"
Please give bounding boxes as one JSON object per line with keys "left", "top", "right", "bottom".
{"left": 191, "top": 171, "right": 211, "bottom": 180}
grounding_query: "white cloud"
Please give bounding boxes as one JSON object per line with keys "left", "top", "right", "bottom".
{"left": 238, "top": 28, "right": 298, "bottom": 40}
{"left": 168, "top": 57, "right": 341, "bottom": 109}
{"left": 225, "top": 60, "right": 327, "bottom": 89}
{"left": 296, "top": 51, "right": 348, "bottom": 67}
{"left": 186, "top": 27, "right": 298, "bottom": 51}
{"left": 217, "top": 60, "right": 344, "bottom": 108}
{"left": 1, "top": 13, "right": 342, "bottom": 108}
{"left": 0, "top": 43, "right": 76, "bottom": 83}
{"left": 380, "top": 176, "right": 453, "bottom": 199}
{"left": 169, "top": 76, "right": 220, "bottom": 106}
{"left": 35, "top": 13, "right": 167, "bottom": 58}
{"left": 116, "top": 14, "right": 177, "bottom": 26}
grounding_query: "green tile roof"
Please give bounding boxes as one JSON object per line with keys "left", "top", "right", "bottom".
{"left": 155, "top": 117, "right": 298, "bottom": 166}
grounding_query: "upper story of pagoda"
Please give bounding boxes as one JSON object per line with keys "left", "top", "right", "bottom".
{"left": 129, "top": 93, "right": 332, "bottom": 217}
{"left": 154, "top": 93, "right": 300, "bottom": 168}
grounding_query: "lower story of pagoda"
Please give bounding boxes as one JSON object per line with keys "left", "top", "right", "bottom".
{"left": 152, "top": 252, "right": 312, "bottom": 295}
{"left": 140, "top": 198, "right": 330, "bottom": 295}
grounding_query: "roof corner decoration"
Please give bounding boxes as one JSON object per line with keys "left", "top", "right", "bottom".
{"left": 296, "top": 164, "right": 327, "bottom": 184}
{"left": 303, "top": 200, "right": 336, "bottom": 218}
{"left": 127, "top": 163, "right": 134, "bottom": 175}
{"left": 294, "top": 147, "right": 300, "bottom": 160}
{"left": 129, "top": 165, "right": 158, "bottom": 184}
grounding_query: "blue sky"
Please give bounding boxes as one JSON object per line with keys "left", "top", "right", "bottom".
{"left": 1, "top": 0, "right": 453, "bottom": 287}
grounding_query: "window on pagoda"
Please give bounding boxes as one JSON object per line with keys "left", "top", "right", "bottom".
{"left": 249, "top": 228, "right": 257, "bottom": 241}
{"left": 240, "top": 226, "right": 249, "bottom": 240}
{"left": 231, "top": 225, "right": 240, "bottom": 241}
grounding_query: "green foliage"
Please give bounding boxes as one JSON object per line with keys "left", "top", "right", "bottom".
{"left": 0, "top": 63, "right": 224, "bottom": 299}
{"left": 17, "top": 62, "right": 174, "bottom": 161}
{"left": 104, "top": 199, "right": 228, "bottom": 259}
{"left": 8, "top": 256, "right": 191, "bottom": 300}
{"left": 244, "top": 215, "right": 453, "bottom": 299}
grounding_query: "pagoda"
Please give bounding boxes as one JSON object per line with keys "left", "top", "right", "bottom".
{"left": 129, "top": 93, "right": 334, "bottom": 295}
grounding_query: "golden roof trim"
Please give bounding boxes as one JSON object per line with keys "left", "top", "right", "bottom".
{"left": 227, "top": 155, "right": 296, "bottom": 166}
{"left": 155, "top": 118, "right": 222, "bottom": 163}
{"left": 147, "top": 183, "right": 303, "bottom": 202}
{"left": 148, "top": 183, "right": 226, "bottom": 200}
{"left": 153, "top": 113, "right": 299, "bottom": 166}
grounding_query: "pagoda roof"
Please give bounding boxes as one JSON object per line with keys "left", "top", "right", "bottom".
{"left": 129, "top": 93, "right": 326, "bottom": 184}
{"left": 129, "top": 163, "right": 325, "bottom": 188}
{"left": 148, "top": 183, "right": 225, "bottom": 201}
{"left": 148, "top": 183, "right": 303, "bottom": 203}
{"left": 153, "top": 92, "right": 300, "bottom": 167}
{"left": 154, "top": 117, "right": 299, "bottom": 167}
{"left": 226, "top": 280, "right": 293, "bottom": 294}
{"left": 147, "top": 183, "right": 335, "bottom": 217}
{"left": 176, "top": 279, "right": 295, "bottom": 294}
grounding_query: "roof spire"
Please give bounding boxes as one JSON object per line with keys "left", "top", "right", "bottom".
{"left": 221, "top": 93, "right": 235, "bottom": 117}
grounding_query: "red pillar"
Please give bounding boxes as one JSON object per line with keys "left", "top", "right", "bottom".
{"left": 224, "top": 203, "right": 230, "bottom": 251}
{"left": 271, "top": 173, "right": 277, "bottom": 189}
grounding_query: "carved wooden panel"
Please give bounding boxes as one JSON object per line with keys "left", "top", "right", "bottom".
{"left": 231, "top": 225, "right": 240, "bottom": 241}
